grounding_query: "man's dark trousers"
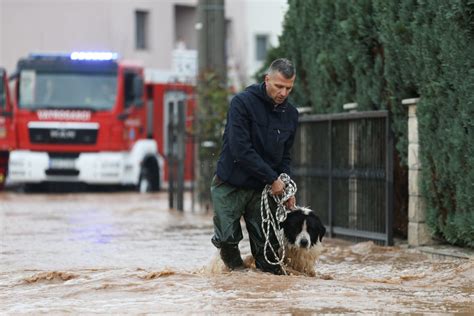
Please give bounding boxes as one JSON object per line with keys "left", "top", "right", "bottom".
{"left": 210, "top": 176, "right": 281, "bottom": 274}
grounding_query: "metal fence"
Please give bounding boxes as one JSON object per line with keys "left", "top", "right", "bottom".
{"left": 293, "top": 110, "right": 394, "bottom": 245}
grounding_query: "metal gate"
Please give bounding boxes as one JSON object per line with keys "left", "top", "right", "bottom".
{"left": 165, "top": 91, "right": 187, "bottom": 211}
{"left": 293, "top": 110, "right": 394, "bottom": 245}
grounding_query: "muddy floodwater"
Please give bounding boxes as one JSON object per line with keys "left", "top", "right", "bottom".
{"left": 1, "top": 191, "right": 472, "bottom": 314}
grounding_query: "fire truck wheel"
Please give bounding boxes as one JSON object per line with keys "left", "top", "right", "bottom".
{"left": 23, "top": 183, "right": 45, "bottom": 193}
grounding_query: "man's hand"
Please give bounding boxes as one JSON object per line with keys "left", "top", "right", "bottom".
{"left": 285, "top": 195, "right": 296, "bottom": 210}
{"left": 271, "top": 178, "right": 285, "bottom": 195}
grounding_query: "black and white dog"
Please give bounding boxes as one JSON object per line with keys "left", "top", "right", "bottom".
{"left": 219, "top": 206, "right": 326, "bottom": 277}
{"left": 280, "top": 206, "right": 326, "bottom": 277}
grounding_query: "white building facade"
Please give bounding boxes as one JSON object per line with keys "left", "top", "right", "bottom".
{"left": 0, "top": 0, "right": 287, "bottom": 88}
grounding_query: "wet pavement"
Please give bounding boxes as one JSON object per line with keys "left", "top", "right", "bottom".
{"left": 1, "top": 191, "right": 473, "bottom": 314}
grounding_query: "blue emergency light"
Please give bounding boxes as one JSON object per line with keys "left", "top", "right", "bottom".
{"left": 70, "top": 51, "right": 118, "bottom": 61}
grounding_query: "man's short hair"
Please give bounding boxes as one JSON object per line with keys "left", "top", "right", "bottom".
{"left": 267, "top": 58, "right": 295, "bottom": 79}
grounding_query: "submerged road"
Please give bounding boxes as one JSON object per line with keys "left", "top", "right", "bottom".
{"left": 1, "top": 191, "right": 472, "bottom": 314}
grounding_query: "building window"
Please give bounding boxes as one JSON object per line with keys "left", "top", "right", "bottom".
{"left": 256, "top": 34, "right": 269, "bottom": 61}
{"left": 174, "top": 5, "right": 197, "bottom": 50}
{"left": 135, "top": 10, "right": 149, "bottom": 50}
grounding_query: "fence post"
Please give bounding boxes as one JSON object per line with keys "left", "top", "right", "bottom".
{"left": 404, "top": 98, "right": 432, "bottom": 246}
{"left": 343, "top": 103, "right": 358, "bottom": 231}
{"left": 176, "top": 100, "right": 185, "bottom": 211}
{"left": 168, "top": 101, "right": 175, "bottom": 209}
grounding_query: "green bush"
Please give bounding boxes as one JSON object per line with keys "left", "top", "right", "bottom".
{"left": 262, "top": 0, "right": 473, "bottom": 246}
{"left": 196, "top": 72, "right": 229, "bottom": 209}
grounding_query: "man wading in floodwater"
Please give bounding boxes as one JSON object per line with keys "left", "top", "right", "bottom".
{"left": 210, "top": 58, "right": 298, "bottom": 275}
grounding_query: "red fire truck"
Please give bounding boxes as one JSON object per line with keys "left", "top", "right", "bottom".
{"left": 7, "top": 52, "right": 194, "bottom": 191}
{"left": 0, "top": 67, "right": 15, "bottom": 189}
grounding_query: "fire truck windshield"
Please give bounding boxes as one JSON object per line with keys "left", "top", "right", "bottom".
{"left": 18, "top": 70, "right": 117, "bottom": 111}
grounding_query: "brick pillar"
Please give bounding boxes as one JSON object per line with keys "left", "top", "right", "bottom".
{"left": 403, "top": 98, "right": 433, "bottom": 246}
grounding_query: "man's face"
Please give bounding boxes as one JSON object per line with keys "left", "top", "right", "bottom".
{"left": 265, "top": 71, "right": 296, "bottom": 105}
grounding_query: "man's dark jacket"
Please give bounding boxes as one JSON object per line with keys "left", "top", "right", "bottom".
{"left": 215, "top": 82, "right": 299, "bottom": 190}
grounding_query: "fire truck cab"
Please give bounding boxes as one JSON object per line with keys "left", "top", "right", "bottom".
{"left": 7, "top": 52, "right": 164, "bottom": 191}
{"left": 0, "top": 67, "right": 15, "bottom": 189}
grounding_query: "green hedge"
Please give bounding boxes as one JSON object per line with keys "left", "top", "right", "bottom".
{"left": 413, "top": 1, "right": 474, "bottom": 247}
{"left": 261, "top": 0, "right": 473, "bottom": 246}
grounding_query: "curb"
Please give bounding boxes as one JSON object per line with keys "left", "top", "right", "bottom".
{"left": 416, "top": 245, "right": 474, "bottom": 260}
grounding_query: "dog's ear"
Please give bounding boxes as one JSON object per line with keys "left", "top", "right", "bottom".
{"left": 312, "top": 213, "right": 326, "bottom": 242}
{"left": 318, "top": 224, "right": 326, "bottom": 242}
{"left": 309, "top": 210, "right": 327, "bottom": 242}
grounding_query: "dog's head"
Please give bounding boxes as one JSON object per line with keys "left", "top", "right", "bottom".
{"left": 281, "top": 207, "right": 326, "bottom": 249}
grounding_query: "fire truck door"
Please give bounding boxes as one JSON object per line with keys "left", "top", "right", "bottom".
{"left": 123, "top": 71, "right": 146, "bottom": 145}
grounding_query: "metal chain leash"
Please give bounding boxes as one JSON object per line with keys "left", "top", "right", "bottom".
{"left": 260, "top": 173, "right": 297, "bottom": 273}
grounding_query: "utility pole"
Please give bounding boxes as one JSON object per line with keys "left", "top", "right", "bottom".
{"left": 197, "top": 0, "right": 226, "bottom": 83}
{"left": 195, "top": 0, "right": 227, "bottom": 211}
